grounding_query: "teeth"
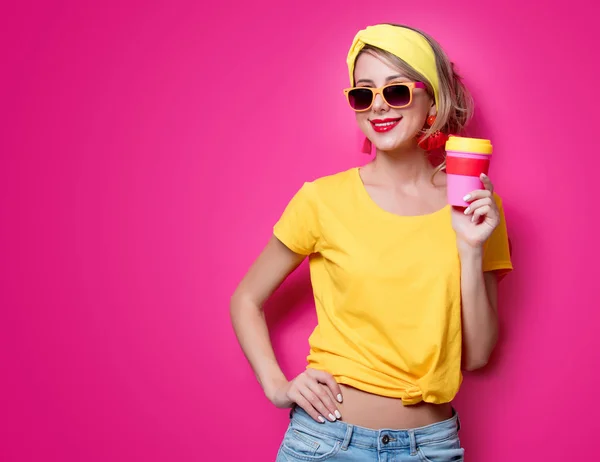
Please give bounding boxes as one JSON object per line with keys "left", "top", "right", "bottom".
{"left": 374, "top": 120, "right": 399, "bottom": 126}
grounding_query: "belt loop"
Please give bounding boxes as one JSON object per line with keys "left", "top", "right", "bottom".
{"left": 408, "top": 430, "right": 417, "bottom": 456}
{"left": 341, "top": 424, "right": 354, "bottom": 451}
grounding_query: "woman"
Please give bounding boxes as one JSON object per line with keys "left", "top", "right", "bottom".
{"left": 230, "top": 23, "right": 513, "bottom": 461}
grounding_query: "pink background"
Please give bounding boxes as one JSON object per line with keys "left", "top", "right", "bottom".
{"left": 2, "top": 1, "right": 598, "bottom": 460}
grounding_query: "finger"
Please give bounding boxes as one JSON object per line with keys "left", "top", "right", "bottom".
{"left": 480, "top": 173, "right": 494, "bottom": 193}
{"left": 298, "top": 382, "right": 336, "bottom": 422}
{"left": 306, "top": 381, "right": 341, "bottom": 421}
{"left": 290, "top": 391, "right": 326, "bottom": 423}
{"left": 463, "top": 188, "right": 492, "bottom": 202}
{"left": 464, "top": 197, "right": 493, "bottom": 215}
{"left": 308, "top": 369, "right": 343, "bottom": 403}
{"left": 472, "top": 204, "right": 492, "bottom": 223}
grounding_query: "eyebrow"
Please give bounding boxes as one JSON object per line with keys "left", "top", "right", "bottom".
{"left": 355, "top": 75, "right": 408, "bottom": 85}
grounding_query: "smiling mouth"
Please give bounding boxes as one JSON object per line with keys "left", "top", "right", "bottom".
{"left": 370, "top": 117, "right": 402, "bottom": 133}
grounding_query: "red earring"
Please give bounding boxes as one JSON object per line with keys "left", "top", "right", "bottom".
{"left": 358, "top": 128, "right": 373, "bottom": 154}
{"left": 417, "top": 115, "right": 448, "bottom": 151}
{"left": 361, "top": 137, "right": 372, "bottom": 154}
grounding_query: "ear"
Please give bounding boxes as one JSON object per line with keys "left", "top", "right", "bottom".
{"left": 428, "top": 103, "right": 437, "bottom": 118}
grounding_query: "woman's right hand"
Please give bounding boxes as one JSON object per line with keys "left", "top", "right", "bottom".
{"left": 269, "top": 368, "right": 343, "bottom": 423}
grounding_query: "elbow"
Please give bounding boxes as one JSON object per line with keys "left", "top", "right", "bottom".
{"left": 463, "top": 345, "right": 495, "bottom": 371}
{"left": 229, "top": 293, "right": 245, "bottom": 333}
{"left": 229, "top": 290, "right": 261, "bottom": 320}
{"left": 229, "top": 291, "right": 243, "bottom": 319}
{"left": 463, "top": 357, "right": 489, "bottom": 371}
{"left": 462, "top": 329, "right": 498, "bottom": 372}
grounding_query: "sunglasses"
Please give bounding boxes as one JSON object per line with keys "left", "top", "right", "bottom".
{"left": 343, "top": 82, "right": 426, "bottom": 112}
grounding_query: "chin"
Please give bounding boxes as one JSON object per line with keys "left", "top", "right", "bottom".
{"left": 373, "top": 136, "right": 414, "bottom": 152}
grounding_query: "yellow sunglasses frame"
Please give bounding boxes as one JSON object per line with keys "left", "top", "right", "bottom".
{"left": 343, "top": 82, "right": 426, "bottom": 112}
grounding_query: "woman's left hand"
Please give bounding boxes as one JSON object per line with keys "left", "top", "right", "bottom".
{"left": 451, "top": 173, "right": 499, "bottom": 252}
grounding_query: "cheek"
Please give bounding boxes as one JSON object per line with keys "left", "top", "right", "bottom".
{"left": 356, "top": 113, "right": 371, "bottom": 132}
{"left": 412, "top": 96, "right": 433, "bottom": 121}
{"left": 402, "top": 105, "right": 429, "bottom": 131}
{"left": 404, "top": 111, "right": 427, "bottom": 132}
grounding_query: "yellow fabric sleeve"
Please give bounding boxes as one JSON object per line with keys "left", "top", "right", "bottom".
{"left": 482, "top": 193, "right": 514, "bottom": 278}
{"left": 273, "top": 182, "right": 320, "bottom": 256}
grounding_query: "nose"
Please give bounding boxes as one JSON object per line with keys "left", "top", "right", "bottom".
{"left": 371, "top": 92, "right": 388, "bottom": 113}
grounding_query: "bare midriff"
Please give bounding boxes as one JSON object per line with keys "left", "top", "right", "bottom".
{"left": 334, "top": 384, "right": 453, "bottom": 430}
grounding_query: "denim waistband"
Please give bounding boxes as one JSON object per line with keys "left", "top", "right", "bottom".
{"left": 289, "top": 405, "right": 460, "bottom": 451}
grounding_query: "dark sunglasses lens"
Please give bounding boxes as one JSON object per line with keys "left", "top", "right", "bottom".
{"left": 383, "top": 84, "right": 410, "bottom": 107}
{"left": 348, "top": 88, "right": 374, "bottom": 110}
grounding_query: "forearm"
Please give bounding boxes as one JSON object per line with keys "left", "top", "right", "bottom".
{"left": 229, "top": 294, "right": 288, "bottom": 399}
{"left": 459, "top": 248, "right": 498, "bottom": 370}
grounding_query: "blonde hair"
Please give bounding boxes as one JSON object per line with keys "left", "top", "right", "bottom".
{"left": 357, "top": 24, "right": 474, "bottom": 182}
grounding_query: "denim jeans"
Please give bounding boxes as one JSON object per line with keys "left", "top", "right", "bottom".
{"left": 276, "top": 405, "right": 464, "bottom": 461}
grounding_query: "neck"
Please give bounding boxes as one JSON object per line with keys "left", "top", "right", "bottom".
{"left": 372, "top": 144, "right": 435, "bottom": 186}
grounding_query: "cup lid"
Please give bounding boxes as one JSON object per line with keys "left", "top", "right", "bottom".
{"left": 445, "top": 136, "right": 493, "bottom": 154}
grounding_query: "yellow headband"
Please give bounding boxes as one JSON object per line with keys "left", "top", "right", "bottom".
{"left": 346, "top": 24, "right": 440, "bottom": 108}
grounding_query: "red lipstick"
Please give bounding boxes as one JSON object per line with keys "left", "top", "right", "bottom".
{"left": 370, "top": 117, "right": 402, "bottom": 133}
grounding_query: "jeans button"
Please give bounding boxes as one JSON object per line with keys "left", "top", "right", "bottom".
{"left": 382, "top": 435, "right": 390, "bottom": 444}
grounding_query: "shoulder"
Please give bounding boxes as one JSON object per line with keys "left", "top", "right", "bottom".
{"left": 305, "top": 167, "right": 358, "bottom": 197}
{"left": 286, "top": 167, "right": 359, "bottom": 217}
{"left": 279, "top": 167, "right": 358, "bottom": 212}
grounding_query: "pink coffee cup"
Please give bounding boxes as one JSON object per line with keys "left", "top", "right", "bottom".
{"left": 445, "top": 136, "right": 493, "bottom": 207}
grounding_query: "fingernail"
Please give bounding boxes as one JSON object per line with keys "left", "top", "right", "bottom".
{"left": 472, "top": 215, "right": 476, "bottom": 223}
{"left": 328, "top": 413, "right": 336, "bottom": 421}
{"left": 335, "top": 410, "right": 342, "bottom": 419}
{"left": 463, "top": 194, "right": 471, "bottom": 201}
{"left": 318, "top": 416, "right": 325, "bottom": 423}
{"left": 464, "top": 207, "right": 470, "bottom": 215}
{"left": 337, "top": 394, "right": 343, "bottom": 403}
{"left": 481, "top": 173, "right": 487, "bottom": 178}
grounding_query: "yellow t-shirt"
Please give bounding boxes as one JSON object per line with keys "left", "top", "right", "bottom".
{"left": 273, "top": 167, "right": 513, "bottom": 405}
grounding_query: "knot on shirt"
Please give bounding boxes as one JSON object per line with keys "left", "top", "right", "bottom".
{"left": 401, "top": 386, "right": 423, "bottom": 405}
